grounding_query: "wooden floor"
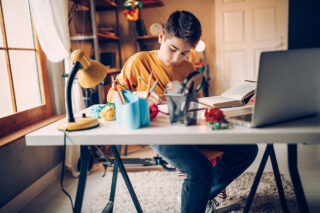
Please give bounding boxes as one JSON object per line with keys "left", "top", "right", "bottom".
{"left": 118, "top": 145, "right": 157, "bottom": 159}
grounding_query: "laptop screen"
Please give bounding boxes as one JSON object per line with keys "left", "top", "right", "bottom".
{"left": 252, "top": 48, "right": 320, "bottom": 127}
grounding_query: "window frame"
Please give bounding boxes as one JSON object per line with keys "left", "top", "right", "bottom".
{"left": 0, "top": 1, "right": 53, "bottom": 140}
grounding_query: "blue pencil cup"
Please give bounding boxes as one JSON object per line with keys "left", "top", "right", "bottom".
{"left": 138, "top": 97, "right": 150, "bottom": 127}
{"left": 115, "top": 90, "right": 150, "bottom": 129}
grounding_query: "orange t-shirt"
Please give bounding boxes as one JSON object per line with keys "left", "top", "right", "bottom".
{"left": 107, "top": 50, "right": 195, "bottom": 103}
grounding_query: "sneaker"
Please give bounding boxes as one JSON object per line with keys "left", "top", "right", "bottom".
{"left": 218, "top": 188, "right": 227, "bottom": 199}
{"left": 205, "top": 198, "right": 219, "bottom": 213}
{"left": 176, "top": 170, "right": 187, "bottom": 178}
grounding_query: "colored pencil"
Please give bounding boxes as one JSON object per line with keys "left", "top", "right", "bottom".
{"left": 112, "top": 76, "right": 125, "bottom": 104}
{"left": 146, "top": 73, "right": 153, "bottom": 98}
{"left": 197, "top": 101, "right": 212, "bottom": 108}
{"left": 148, "top": 80, "right": 158, "bottom": 96}
{"left": 116, "top": 82, "right": 126, "bottom": 104}
{"left": 126, "top": 78, "right": 132, "bottom": 91}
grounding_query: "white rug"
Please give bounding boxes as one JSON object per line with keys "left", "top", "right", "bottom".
{"left": 82, "top": 170, "right": 297, "bottom": 213}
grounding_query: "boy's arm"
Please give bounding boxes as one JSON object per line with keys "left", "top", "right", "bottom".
{"left": 106, "top": 58, "right": 138, "bottom": 103}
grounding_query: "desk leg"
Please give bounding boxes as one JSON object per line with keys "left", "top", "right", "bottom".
{"left": 243, "top": 144, "right": 270, "bottom": 213}
{"left": 74, "top": 145, "right": 90, "bottom": 213}
{"left": 243, "top": 144, "right": 288, "bottom": 213}
{"left": 288, "top": 144, "right": 310, "bottom": 213}
{"left": 110, "top": 145, "right": 143, "bottom": 213}
{"left": 102, "top": 145, "right": 121, "bottom": 213}
{"left": 269, "top": 145, "right": 289, "bottom": 212}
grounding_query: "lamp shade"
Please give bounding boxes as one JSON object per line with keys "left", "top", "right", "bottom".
{"left": 195, "top": 40, "right": 206, "bottom": 52}
{"left": 71, "top": 49, "right": 108, "bottom": 88}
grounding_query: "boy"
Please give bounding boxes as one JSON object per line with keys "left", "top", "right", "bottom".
{"left": 107, "top": 10, "right": 258, "bottom": 213}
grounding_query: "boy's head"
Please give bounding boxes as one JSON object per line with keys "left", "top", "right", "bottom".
{"left": 157, "top": 10, "right": 202, "bottom": 67}
{"left": 164, "top": 10, "right": 202, "bottom": 47}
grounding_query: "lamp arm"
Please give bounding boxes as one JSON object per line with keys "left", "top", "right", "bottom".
{"left": 66, "top": 61, "right": 81, "bottom": 123}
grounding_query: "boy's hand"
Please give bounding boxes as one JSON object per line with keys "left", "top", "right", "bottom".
{"left": 132, "top": 91, "right": 166, "bottom": 105}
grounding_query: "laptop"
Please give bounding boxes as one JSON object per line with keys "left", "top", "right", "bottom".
{"left": 227, "top": 48, "right": 320, "bottom": 128}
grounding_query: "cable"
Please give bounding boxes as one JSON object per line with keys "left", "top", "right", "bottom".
{"left": 60, "top": 129, "right": 75, "bottom": 213}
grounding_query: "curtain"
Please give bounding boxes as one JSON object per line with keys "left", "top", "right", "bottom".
{"left": 29, "top": 0, "right": 84, "bottom": 177}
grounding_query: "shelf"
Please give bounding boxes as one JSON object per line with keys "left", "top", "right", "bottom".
{"left": 98, "top": 33, "right": 120, "bottom": 40}
{"left": 70, "top": 35, "right": 95, "bottom": 41}
{"left": 70, "top": 33, "right": 120, "bottom": 41}
{"left": 107, "top": 67, "right": 121, "bottom": 74}
{"left": 142, "top": 0, "right": 164, "bottom": 8}
{"left": 72, "top": 0, "right": 117, "bottom": 11}
{"left": 136, "top": 35, "right": 158, "bottom": 40}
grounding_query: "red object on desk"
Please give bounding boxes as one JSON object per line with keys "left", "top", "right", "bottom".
{"left": 204, "top": 107, "right": 225, "bottom": 123}
{"left": 149, "top": 104, "right": 159, "bottom": 120}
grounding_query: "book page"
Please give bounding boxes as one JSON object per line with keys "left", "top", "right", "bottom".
{"left": 198, "top": 96, "right": 242, "bottom": 108}
{"left": 221, "top": 81, "right": 256, "bottom": 101}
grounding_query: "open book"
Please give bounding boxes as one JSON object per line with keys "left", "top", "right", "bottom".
{"left": 198, "top": 80, "right": 256, "bottom": 108}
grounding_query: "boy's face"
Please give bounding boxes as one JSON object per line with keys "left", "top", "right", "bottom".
{"left": 157, "top": 30, "right": 193, "bottom": 67}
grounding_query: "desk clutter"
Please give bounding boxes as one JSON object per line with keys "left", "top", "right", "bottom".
{"left": 90, "top": 72, "right": 232, "bottom": 130}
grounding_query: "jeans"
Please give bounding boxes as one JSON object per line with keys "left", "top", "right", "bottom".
{"left": 150, "top": 144, "right": 258, "bottom": 213}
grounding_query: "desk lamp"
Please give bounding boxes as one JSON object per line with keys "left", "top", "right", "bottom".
{"left": 195, "top": 40, "right": 209, "bottom": 97}
{"left": 58, "top": 49, "right": 108, "bottom": 131}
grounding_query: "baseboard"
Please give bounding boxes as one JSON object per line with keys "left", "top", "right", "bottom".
{"left": 0, "top": 163, "right": 62, "bottom": 213}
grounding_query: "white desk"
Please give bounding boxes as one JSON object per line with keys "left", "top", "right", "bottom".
{"left": 26, "top": 106, "right": 320, "bottom": 146}
{"left": 26, "top": 106, "right": 320, "bottom": 213}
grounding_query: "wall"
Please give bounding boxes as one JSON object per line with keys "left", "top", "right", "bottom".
{"left": 0, "top": 138, "right": 62, "bottom": 208}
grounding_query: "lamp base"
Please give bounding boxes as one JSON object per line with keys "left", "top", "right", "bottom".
{"left": 57, "top": 116, "right": 99, "bottom": 131}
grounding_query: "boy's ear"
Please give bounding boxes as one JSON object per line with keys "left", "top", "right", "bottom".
{"left": 158, "top": 29, "right": 164, "bottom": 44}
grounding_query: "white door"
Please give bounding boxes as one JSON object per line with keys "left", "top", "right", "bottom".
{"left": 214, "top": 0, "right": 288, "bottom": 95}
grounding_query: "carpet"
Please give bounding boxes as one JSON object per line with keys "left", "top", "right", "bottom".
{"left": 82, "top": 170, "right": 297, "bottom": 213}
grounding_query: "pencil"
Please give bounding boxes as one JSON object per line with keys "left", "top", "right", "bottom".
{"left": 113, "top": 81, "right": 124, "bottom": 104}
{"left": 126, "top": 78, "right": 132, "bottom": 91}
{"left": 148, "top": 80, "right": 158, "bottom": 96}
{"left": 112, "top": 76, "right": 125, "bottom": 104}
{"left": 138, "top": 76, "right": 148, "bottom": 86}
{"left": 146, "top": 73, "right": 153, "bottom": 98}
{"left": 197, "top": 101, "right": 212, "bottom": 108}
{"left": 116, "top": 82, "right": 126, "bottom": 104}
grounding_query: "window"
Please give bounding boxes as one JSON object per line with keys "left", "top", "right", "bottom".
{"left": 0, "top": 0, "right": 52, "bottom": 139}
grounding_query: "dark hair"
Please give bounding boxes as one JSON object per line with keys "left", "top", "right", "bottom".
{"left": 164, "top": 10, "right": 202, "bottom": 47}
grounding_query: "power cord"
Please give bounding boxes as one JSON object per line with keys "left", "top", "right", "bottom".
{"left": 60, "top": 131, "right": 111, "bottom": 213}
{"left": 61, "top": 129, "right": 75, "bottom": 213}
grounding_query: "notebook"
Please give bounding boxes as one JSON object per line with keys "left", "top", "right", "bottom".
{"left": 227, "top": 48, "right": 320, "bottom": 128}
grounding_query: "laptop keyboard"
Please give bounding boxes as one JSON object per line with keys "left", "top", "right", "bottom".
{"left": 231, "top": 114, "right": 252, "bottom": 122}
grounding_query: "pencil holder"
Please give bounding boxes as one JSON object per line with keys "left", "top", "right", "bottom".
{"left": 165, "top": 92, "right": 200, "bottom": 126}
{"left": 115, "top": 90, "right": 150, "bottom": 129}
{"left": 138, "top": 97, "right": 150, "bottom": 127}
